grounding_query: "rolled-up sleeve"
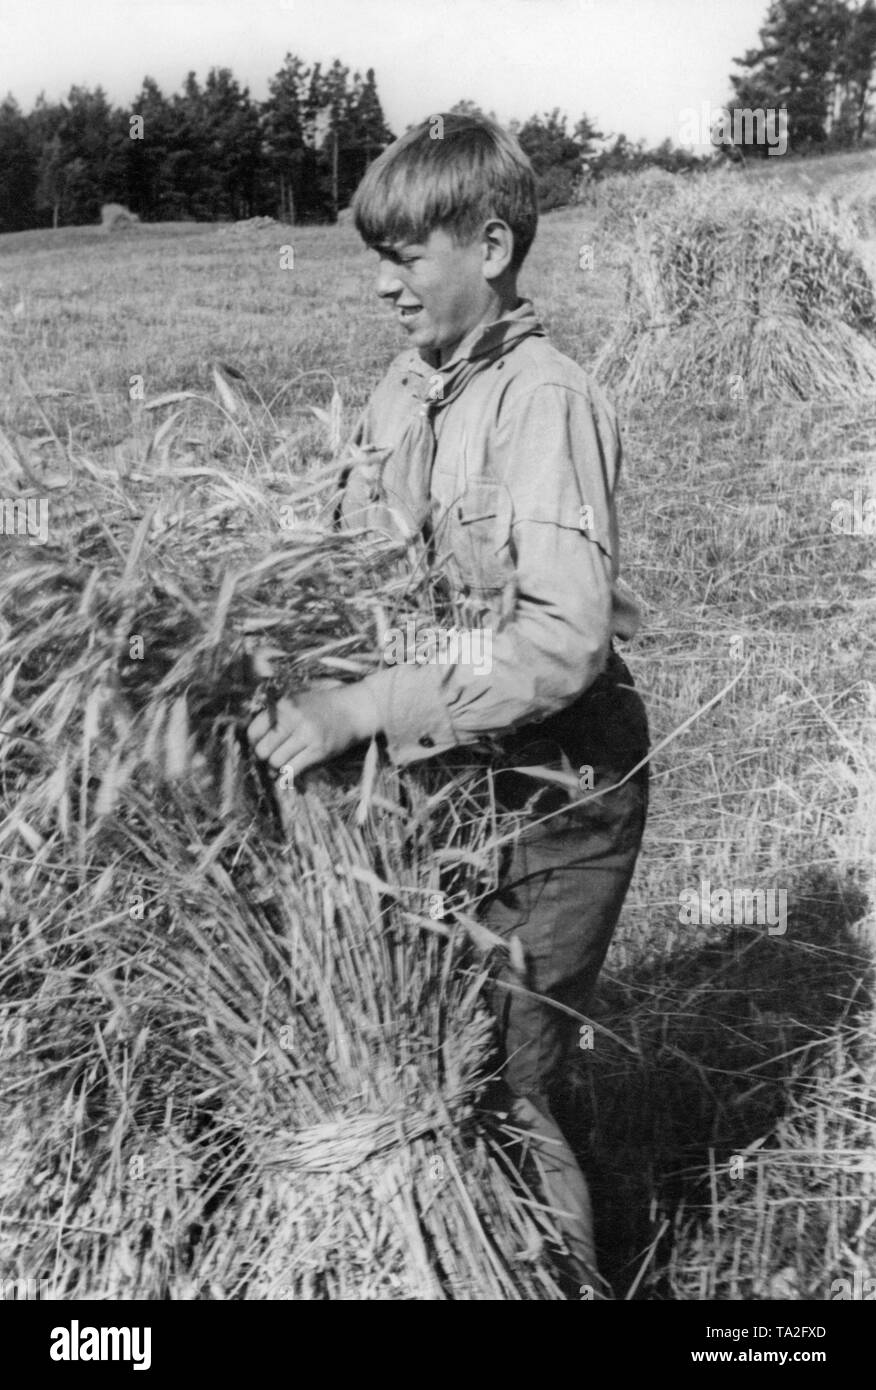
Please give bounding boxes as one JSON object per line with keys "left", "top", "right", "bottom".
{"left": 357, "top": 380, "right": 623, "bottom": 765}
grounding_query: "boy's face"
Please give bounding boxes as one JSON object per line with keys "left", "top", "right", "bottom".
{"left": 372, "top": 226, "right": 498, "bottom": 365}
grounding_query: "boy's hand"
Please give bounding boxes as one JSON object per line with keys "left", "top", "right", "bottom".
{"left": 247, "top": 684, "right": 379, "bottom": 780}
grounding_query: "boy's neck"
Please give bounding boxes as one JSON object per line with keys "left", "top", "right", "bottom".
{"left": 431, "top": 282, "right": 522, "bottom": 368}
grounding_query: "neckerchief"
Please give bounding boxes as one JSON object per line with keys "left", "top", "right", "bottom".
{"left": 384, "top": 299, "right": 546, "bottom": 538}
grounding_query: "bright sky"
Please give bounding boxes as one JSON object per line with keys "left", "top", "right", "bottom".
{"left": 0, "top": 0, "right": 770, "bottom": 150}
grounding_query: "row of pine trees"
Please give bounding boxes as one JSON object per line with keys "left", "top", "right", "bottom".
{"left": 1, "top": 2, "right": 875, "bottom": 236}
{"left": 0, "top": 56, "right": 394, "bottom": 232}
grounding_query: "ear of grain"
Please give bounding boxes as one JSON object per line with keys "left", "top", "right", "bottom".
{"left": 596, "top": 179, "right": 876, "bottom": 402}
{"left": 0, "top": 458, "right": 554, "bottom": 1301}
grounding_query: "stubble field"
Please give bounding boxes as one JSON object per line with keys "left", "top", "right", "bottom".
{"left": 1, "top": 159, "right": 874, "bottom": 1299}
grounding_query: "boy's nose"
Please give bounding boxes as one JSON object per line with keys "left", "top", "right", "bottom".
{"left": 375, "top": 259, "right": 403, "bottom": 299}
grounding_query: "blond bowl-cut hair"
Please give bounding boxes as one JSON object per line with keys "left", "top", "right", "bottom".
{"left": 352, "top": 112, "right": 538, "bottom": 271}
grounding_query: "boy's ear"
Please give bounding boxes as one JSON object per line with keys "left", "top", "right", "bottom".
{"left": 481, "top": 218, "right": 515, "bottom": 279}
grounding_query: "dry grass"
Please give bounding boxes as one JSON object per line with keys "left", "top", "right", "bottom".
{"left": 1, "top": 172, "right": 874, "bottom": 1300}
{"left": 588, "top": 165, "right": 686, "bottom": 245}
{"left": 100, "top": 203, "right": 140, "bottom": 233}
{"left": 0, "top": 400, "right": 570, "bottom": 1299}
{"left": 589, "top": 396, "right": 876, "bottom": 1298}
{"left": 595, "top": 182, "right": 876, "bottom": 402}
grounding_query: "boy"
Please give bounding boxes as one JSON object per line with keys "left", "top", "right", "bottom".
{"left": 248, "top": 114, "right": 649, "bottom": 1296}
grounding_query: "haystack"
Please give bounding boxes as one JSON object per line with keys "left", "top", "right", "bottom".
{"left": 591, "top": 166, "right": 682, "bottom": 245}
{"left": 594, "top": 183, "right": 876, "bottom": 402}
{"left": 100, "top": 202, "right": 140, "bottom": 232}
{"left": 839, "top": 174, "right": 876, "bottom": 239}
{"left": 224, "top": 216, "right": 282, "bottom": 236}
{"left": 0, "top": 438, "right": 565, "bottom": 1299}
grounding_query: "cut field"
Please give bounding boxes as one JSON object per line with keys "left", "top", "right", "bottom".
{"left": 1, "top": 160, "right": 874, "bottom": 1299}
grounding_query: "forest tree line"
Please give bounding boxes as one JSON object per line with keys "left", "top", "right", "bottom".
{"left": 0, "top": 1, "right": 874, "bottom": 235}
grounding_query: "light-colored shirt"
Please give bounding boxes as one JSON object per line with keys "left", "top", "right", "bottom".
{"left": 340, "top": 300, "right": 641, "bottom": 766}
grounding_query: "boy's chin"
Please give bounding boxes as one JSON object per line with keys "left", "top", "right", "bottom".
{"left": 399, "top": 320, "right": 453, "bottom": 359}
{"left": 399, "top": 315, "right": 430, "bottom": 341}
{"left": 401, "top": 321, "right": 440, "bottom": 354}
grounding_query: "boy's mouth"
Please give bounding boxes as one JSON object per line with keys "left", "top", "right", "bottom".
{"left": 398, "top": 303, "right": 423, "bottom": 321}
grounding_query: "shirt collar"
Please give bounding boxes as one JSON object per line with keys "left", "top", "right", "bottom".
{"left": 401, "top": 299, "right": 541, "bottom": 379}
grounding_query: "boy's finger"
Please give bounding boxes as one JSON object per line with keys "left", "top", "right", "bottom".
{"left": 252, "top": 727, "right": 286, "bottom": 761}
{"left": 260, "top": 730, "right": 309, "bottom": 769}
{"left": 247, "top": 698, "right": 291, "bottom": 746}
{"left": 246, "top": 711, "right": 271, "bottom": 744}
{"left": 272, "top": 743, "right": 322, "bottom": 780}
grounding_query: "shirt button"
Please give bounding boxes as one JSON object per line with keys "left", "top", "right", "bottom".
{"left": 419, "top": 735, "right": 435, "bottom": 748}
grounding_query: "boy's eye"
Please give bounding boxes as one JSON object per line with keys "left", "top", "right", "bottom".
{"left": 375, "top": 248, "right": 417, "bottom": 267}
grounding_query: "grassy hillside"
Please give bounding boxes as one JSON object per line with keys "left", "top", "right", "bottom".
{"left": 732, "top": 144, "right": 876, "bottom": 191}
{"left": 1, "top": 155, "right": 874, "bottom": 1299}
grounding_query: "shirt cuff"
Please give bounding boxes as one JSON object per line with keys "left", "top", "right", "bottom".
{"left": 359, "top": 662, "right": 461, "bottom": 765}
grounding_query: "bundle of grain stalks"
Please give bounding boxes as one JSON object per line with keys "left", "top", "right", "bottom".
{"left": 590, "top": 166, "right": 683, "bottom": 244}
{"left": 595, "top": 183, "right": 876, "bottom": 402}
{"left": 0, "top": 451, "right": 563, "bottom": 1299}
{"left": 100, "top": 202, "right": 140, "bottom": 233}
{"left": 831, "top": 169, "right": 876, "bottom": 239}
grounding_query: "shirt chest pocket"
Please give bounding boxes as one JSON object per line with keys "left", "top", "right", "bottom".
{"left": 440, "top": 479, "right": 515, "bottom": 596}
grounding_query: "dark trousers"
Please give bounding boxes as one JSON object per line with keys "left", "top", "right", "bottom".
{"left": 485, "top": 647, "right": 649, "bottom": 1098}
{"left": 482, "top": 650, "right": 648, "bottom": 1289}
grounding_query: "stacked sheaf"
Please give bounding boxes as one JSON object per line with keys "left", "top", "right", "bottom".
{"left": 594, "top": 182, "right": 876, "bottom": 401}
{"left": 0, "top": 460, "right": 560, "bottom": 1301}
